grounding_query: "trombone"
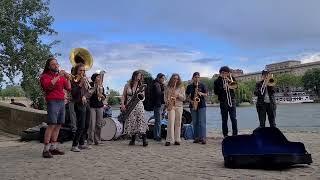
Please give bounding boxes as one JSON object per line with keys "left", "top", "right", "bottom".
{"left": 223, "top": 74, "right": 237, "bottom": 107}
{"left": 260, "top": 74, "right": 276, "bottom": 95}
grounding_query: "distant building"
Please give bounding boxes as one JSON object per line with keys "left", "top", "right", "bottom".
{"left": 235, "top": 60, "right": 320, "bottom": 82}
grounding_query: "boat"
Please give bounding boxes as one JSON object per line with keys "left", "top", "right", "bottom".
{"left": 252, "top": 91, "right": 314, "bottom": 104}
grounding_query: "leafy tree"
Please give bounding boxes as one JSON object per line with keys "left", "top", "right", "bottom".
{"left": 275, "top": 74, "right": 303, "bottom": 92}
{"left": 302, "top": 68, "right": 320, "bottom": 96}
{"left": 107, "top": 89, "right": 121, "bottom": 105}
{"left": 0, "top": 85, "right": 25, "bottom": 97}
{"left": 0, "top": 0, "right": 58, "bottom": 109}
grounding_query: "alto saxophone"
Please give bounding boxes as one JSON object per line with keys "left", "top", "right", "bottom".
{"left": 167, "top": 82, "right": 177, "bottom": 111}
{"left": 192, "top": 82, "right": 201, "bottom": 110}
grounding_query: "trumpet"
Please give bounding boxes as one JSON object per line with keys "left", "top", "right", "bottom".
{"left": 260, "top": 74, "right": 276, "bottom": 95}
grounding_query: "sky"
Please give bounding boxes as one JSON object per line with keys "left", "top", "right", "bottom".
{"left": 47, "top": 0, "right": 320, "bottom": 93}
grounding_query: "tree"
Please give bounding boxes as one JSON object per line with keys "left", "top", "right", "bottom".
{"left": 302, "top": 68, "right": 320, "bottom": 96}
{"left": 107, "top": 89, "right": 121, "bottom": 105}
{"left": 234, "top": 81, "right": 256, "bottom": 104}
{"left": 275, "top": 74, "right": 303, "bottom": 92}
{"left": 0, "top": 85, "right": 25, "bottom": 97}
{"left": 0, "top": 0, "right": 58, "bottom": 109}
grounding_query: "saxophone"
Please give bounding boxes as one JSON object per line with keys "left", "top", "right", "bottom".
{"left": 118, "top": 83, "right": 146, "bottom": 123}
{"left": 192, "top": 82, "right": 201, "bottom": 110}
{"left": 166, "top": 82, "right": 177, "bottom": 111}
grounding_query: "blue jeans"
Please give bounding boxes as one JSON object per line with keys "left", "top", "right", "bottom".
{"left": 191, "top": 107, "right": 206, "bottom": 140}
{"left": 153, "top": 106, "right": 162, "bottom": 139}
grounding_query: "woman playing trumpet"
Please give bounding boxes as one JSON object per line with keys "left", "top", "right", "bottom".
{"left": 254, "top": 70, "right": 276, "bottom": 128}
{"left": 70, "top": 63, "right": 92, "bottom": 152}
{"left": 164, "top": 73, "right": 186, "bottom": 146}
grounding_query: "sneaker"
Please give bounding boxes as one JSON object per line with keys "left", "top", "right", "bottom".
{"left": 94, "top": 141, "right": 104, "bottom": 145}
{"left": 49, "top": 149, "right": 65, "bottom": 155}
{"left": 193, "top": 139, "right": 200, "bottom": 143}
{"left": 71, "top": 146, "right": 81, "bottom": 152}
{"left": 174, "top": 142, "right": 180, "bottom": 145}
{"left": 42, "top": 151, "right": 53, "bottom": 158}
{"left": 79, "top": 145, "right": 90, "bottom": 150}
{"left": 201, "top": 140, "right": 207, "bottom": 145}
{"left": 165, "top": 142, "right": 170, "bottom": 146}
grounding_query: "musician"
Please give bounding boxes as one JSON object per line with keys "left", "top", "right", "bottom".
{"left": 40, "top": 57, "right": 71, "bottom": 158}
{"left": 66, "top": 67, "right": 77, "bottom": 133}
{"left": 121, "top": 70, "right": 148, "bottom": 147}
{"left": 70, "top": 63, "right": 91, "bottom": 152}
{"left": 186, "top": 72, "right": 208, "bottom": 144}
{"left": 152, "top": 73, "right": 166, "bottom": 141}
{"left": 254, "top": 70, "right": 276, "bottom": 127}
{"left": 88, "top": 73, "right": 106, "bottom": 146}
{"left": 164, "top": 74, "right": 185, "bottom": 146}
{"left": 214, "top": 66, "right": 238, "bottom": 138}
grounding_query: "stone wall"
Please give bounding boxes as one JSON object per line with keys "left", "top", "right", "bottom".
{"left": 0, "top": 102, "right": 47, "bottom": 135}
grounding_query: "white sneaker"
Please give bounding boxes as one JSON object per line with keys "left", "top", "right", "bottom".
{"left": 79, "top": 145, "right": 91, "bottom": 150}
{"left": 71, "top": 146, "right": 81, "bottom": 152}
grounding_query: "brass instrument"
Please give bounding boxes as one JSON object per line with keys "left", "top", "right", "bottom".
{"left": 192, "top": 81, "right": 201, "bottom": 110}
{"left": 223, "top": 74, "right": 237, "bottom": 107}
{"left": 261, "top": 74, "right": 276, "bottom": 95}
{"left": 96, "top": 70, "right": 106, "bottom": 102}
{"left": 167, "top": 82, "right": 177, "bottom": 111}
{"left": 118, "top": 83, "right": 146, "bottom": 123}
{"left": 69, "top": 48, "right": 93, "bottom": 89}
{"left": 226, "top": 74, "right": 238, "bottom": 90}
{"left": 69, "top": 48, "right": 93, "bottom": 70}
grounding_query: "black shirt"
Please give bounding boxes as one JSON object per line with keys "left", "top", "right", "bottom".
{"left": 152, "top": 80, "right": 165, "bottom": 107}
{"left": 186, "top": 82, "right": 207, "bottom": 109}
{"left": 89, "top": 82, "right": 106, "bottom": 108}
{"left": 213, "top": 76, "right": 236, "bottom": 104}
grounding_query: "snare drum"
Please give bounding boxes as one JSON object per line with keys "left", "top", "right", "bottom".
{"left": 101, "top": 117, "right": 123, "bottom": 141}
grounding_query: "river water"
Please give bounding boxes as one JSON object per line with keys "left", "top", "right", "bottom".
{"left": 111, "top": 103, "right": 320, "bottom": 132}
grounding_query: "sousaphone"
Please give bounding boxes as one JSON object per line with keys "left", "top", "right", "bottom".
{"left": 69, "top": 48, "right": 93, "bottom": 70}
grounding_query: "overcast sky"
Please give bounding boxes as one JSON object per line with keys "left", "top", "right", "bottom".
{"left": 48, "top": 0, "right": 320, "bottom": 92}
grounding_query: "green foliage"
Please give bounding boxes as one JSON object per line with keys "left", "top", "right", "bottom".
{"left": 234, "top": 80, "right": 256, "bottom": 104}
{"left": 107, "top": 89, "right": 121, "bottom": 105}
{"left": 302, "top": 68, "right": 320, "bottom": 96}
{"left": 275, "top": 74, "right": 303, "bottom": 90}
{"left": 0, "top": 0, "right": 58, "bottom": 109}
{"left": 0, "top": 85, "right": 25, "bottom": 97}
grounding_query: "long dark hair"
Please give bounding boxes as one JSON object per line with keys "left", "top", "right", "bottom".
{"left": 167, "top": 73, "right": 182, "bottom": 88}
{"left": 130, "top": 70, "right": 144, "bottom": 88}
{"left": 42, "top": 57, "right": 56, "bottom": 74}
{"left": 73, "top": 63, "right": 85, "bottom": 75}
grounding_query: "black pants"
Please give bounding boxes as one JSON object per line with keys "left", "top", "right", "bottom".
{"left": 72, "top": 103, "right": 90, "bottom": 147}
{"left": 256, "top": 103, "right": 276, "bottom": 127}
{"left": 220, "top": 103, "right": 238, "bottom": 136}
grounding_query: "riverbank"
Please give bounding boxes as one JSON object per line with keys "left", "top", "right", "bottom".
{"left": 0, "top": 130, "right": 319, "bottom": 179}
